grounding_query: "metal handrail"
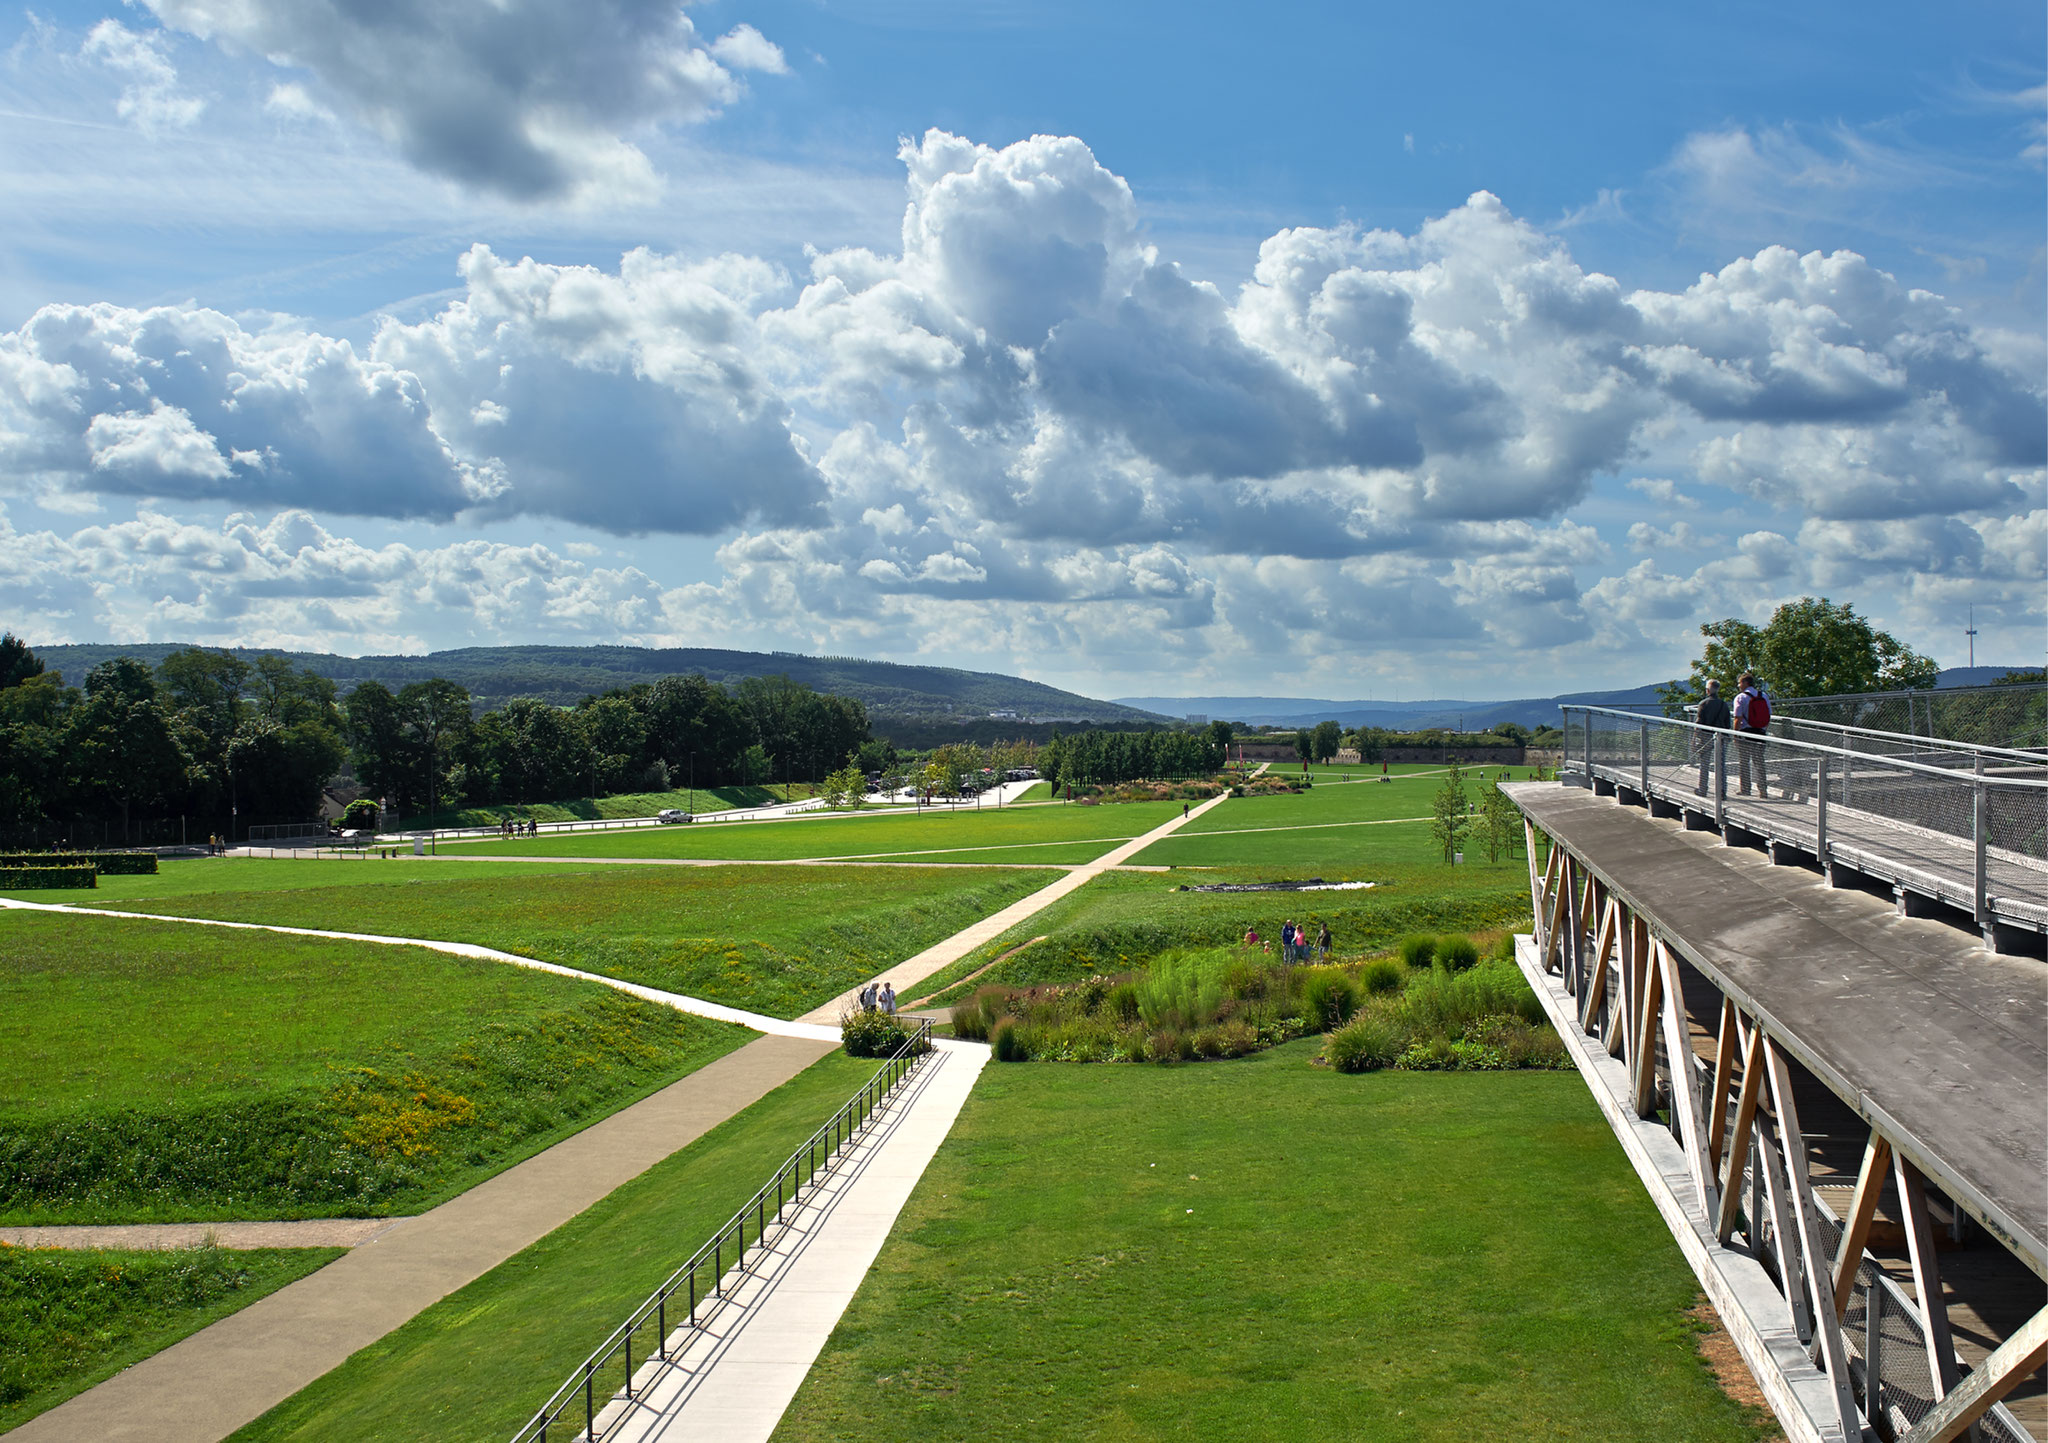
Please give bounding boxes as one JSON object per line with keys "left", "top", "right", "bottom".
{"left": 510, "top": 1016, "right": 935, "bottom": 1443}
{"left": 1767, "top": 715, "right": 2043, "bottom": 768}
{"left": 1561, "top": 705, "right": 2048, "bottom": 792}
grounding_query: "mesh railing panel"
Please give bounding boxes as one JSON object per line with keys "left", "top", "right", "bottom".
{"left": 1773, "top": 684, "right": 2048, "bottom": 754}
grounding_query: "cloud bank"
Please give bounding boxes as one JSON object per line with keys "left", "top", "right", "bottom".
{"left": 1, "top": 131, "right": 2040, "bottom": 686}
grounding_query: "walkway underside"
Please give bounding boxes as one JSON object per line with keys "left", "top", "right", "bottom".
{"left": 1507, "top": 782, "right": 2046, "bottom": 1443}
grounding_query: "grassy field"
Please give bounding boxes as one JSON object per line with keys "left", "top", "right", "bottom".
{"left": 407, "top": 782, "right": 814, "bottom": 830}
{"left": 0, "top": 1243, "right": 343, "bottom": 1432}
{"left": 0, "top": 913, "right": 752, "bottom": 1223}
{"left": 910, "top": 859, "right": 1531, "bottom": 1007}
{"left": 229, "top": 1050, "right": 876, "bottom": 1443}
{"left": 774, "top": 1045, "right": 1770, "bottom": 1442}
{"left": 13, "top": 861, "right": 1057, "bottom": 1019}
{"left": 429, "top": 798, "right": 1184, "bottom": 864}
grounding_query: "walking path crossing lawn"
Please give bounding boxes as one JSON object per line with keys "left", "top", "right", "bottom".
{"left": 222, "top": 1050, "right": 877, "bottom": 1443}
{"left": 1133, "top": 777, "right": 1530, "bottom": 869}
{"left": 0, "top": 912, "right": 752, "bottom": 1225}
{"left": 773, "top": 1044, "right": 1773, "bottom": 1443}
{"left": 428, "top": 799, "right": 1186, "bottom": 864}
{"left": 0, "top": 1244, "right": 343, "bottom": 1433}
{"left": 13, "top": 861, "right": 1059, "bottom": 1020}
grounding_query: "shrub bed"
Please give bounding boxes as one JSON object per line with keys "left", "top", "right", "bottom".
{"left": 0, "top": 867, "right": 95, "bottom": 890}
{"left": 953, "top": 936, "right": 1563, "bottom": 1071}
{"left": 0, "top": 853, "right": 156, "bottom": 876}
{"left": 837, "top": 1009, "right": 931, "bottom": 1059}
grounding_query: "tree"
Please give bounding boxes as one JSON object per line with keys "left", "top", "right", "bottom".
{"left": 70, "top": 659, "right": 195, "bottom": 838}
{"left": 1661, "top": 597, "right": 1938, "bottom": 709}
{"left": 1489, "top": 722, "right": 1532, "bottom": 747}
{"left": 0, "top": 633, "right": 46, "bottom": 690}
{"left": 1207, "top": 718, "right": 1234, "bottom": 753}
{"left": 1292, "top": 731, "right": 1312, "bottom": 766}
{"left": 1429, "top": 759, "right": 1470, "bottom": 863}
{"left": 1310, "top": 719, "right": 1342, "bottom": 764}
{"left": 822, "top": 761, "right": 868, "bottom": 810}
{"left": 1478, "top": 776, "right": 1520, "bottom": 862}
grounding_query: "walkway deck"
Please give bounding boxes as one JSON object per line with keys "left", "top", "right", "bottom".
{"left": 1508, "top": 782, "right": 2047, "bottom": 1271}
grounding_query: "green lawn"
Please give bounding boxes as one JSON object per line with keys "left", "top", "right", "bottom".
{"left": 0, "top": 1244, "right": 343, "bottom": 1433}
{"left": 16, "top": 861, "right": 1057, "bottom": 1020}
{"left": 774, "top": 1046, "right": 1770, "bottom": 1442}
{"left": 406, "top": 781, "right": 813, "bottom": 830}
{"left": 429, "top": 798, "right": 1184, "bottom": 863}
{"left": 912, "top": 856, "right": 1531, "bottom": 1006}
{"left": 0, "top": 913, "right": 752, "bottom": 1223}
{"left": 229, "top": 1050, "right": 876, "bottom": 1443}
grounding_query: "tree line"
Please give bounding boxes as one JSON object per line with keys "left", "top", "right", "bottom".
{"left": 0, "top": 635, "right": 883, "bottom": 836}
{"left": 1039, "top": 727, "right": 1227, "bottom": 791}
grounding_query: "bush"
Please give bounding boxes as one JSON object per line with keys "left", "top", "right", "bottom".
{"left": 1437, "top": 935, "right": 1480, "bottom": 972}
{"left": 1135, "top": 950, "right": 1231, "bottom": 1030}
{"left": 1361, "top": 957, "right": 1405, "bottom": 995}
{"left": 989, "top": 1018, "right": 1027, "bottom": 1062}
{"left": 0, "top": 866, "right": 96, "bottom": 890}
{"left": 341, "top": 799, "right": 380, "bottom": 829}
{"left": 90, "top": 851, "right": 159, "bottom": 875}
{"left": 1397, "top": 934, "right": 1437, "bottom": 969}
{"left": 1297, "top": 966, "right": 1362, "bottom": 1031}
{"left": 838, "top": 1009, "right": 924, "bottom": 1058}
{"left": 1324, "top": 1008, "right": 1406, "bottom": 1073}
{"left": 1491, "top": 933, "right": 1517, "bottom": 963}
{"left": 950, "top": 1000, "right": 989, "bottom": 1042}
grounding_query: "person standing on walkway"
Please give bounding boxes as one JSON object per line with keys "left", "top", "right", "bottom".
{"left": 1316, "top": 922, "right": 1331, "bottom": 961}
{"left": 1695, "top": 679, "right": 1731, "bottom": 795}
{"left": 1733, "top": 671, "right": 1770, "bottom": 798}
{"left": 1182, "top": 801, "right": 1189, "bottom": 819}
{"left": 880, "top": 982, "right": 897, "bottom": 1016}
{"left": 1280, "top": 920, "right": 1297, "bottom": 963}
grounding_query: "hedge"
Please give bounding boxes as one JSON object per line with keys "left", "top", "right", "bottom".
{"left": 0, "top": 866, "right": 97, "bottom": 890}
{"left": 0, "top": 852, "right": 158, "bottom": 875}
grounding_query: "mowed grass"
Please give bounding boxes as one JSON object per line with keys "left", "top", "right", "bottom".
{"left": 21, "top": 861, "right": 1058, "bottom": 1019}
{"left": 1, "top": 1244, "right": 343, "bottom": 1432}
{"left": 774, "top": 1047, "right": 1770, "bottom": 1443}
{"left": 0, "top": 913, "right": 751, "bottom": 1223}
{"left": 230, "top": 1049, "right": 874, "bottom": 1443}
{"left": 430, "top": 798, "right": 1184, "bottom": 864}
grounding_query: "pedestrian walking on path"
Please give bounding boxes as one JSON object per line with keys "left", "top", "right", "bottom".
{"left": 1316, "top": 922, "right": 1331, "bottom": 961}
{"left": 1694, "top": 679, "right": 1731, "bottom": 795}
{"left": 880, "top": 982, "right": 896, "bottom": 1016}
{"left": 1733, "top": 671, "right": 1770, "bottom": 798}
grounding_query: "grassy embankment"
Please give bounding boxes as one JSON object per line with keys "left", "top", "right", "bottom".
{"left": 775, "top": 1045, "right": 1774, "bottom": 1442}
{"left": 429, "top": 797, "right": 1185, "bottom": 866}
{"left": 0, "top": 913, "right": 752, "bottom": 1224}
{"left": 10, "top": 861, "right": 1058, "bottom": 1019}
{"left": 228, "top": 1051, "right": 875, "bottom": 1443}
{"left": 404, "top": 781, "right": 822, "bottom": 831}
{"left": 0, "top": 1244, "right": 343, "bottom": 1432}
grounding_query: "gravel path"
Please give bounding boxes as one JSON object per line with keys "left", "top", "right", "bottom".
{"left": 0, "top": 1219, "right": 408, "bottom": 1251}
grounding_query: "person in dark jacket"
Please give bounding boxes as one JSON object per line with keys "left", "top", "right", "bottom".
{"left": 1695, "top": 679, "right": 1731, "bottom": 795}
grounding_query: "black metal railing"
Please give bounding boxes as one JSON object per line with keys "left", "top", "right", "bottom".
{"left": 509, "top": 1017, "right": 935, "bottom": 1443}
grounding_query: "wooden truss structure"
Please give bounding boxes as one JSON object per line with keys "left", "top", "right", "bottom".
{"left": 1521, "top": 818, "right": 2046, "bottom": 1443}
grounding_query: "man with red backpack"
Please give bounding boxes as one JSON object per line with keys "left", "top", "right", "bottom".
{"left": 1732, "top": 671, "right": 1772, "bottom": 798}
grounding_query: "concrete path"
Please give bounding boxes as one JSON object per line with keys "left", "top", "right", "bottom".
{"left": 0, "top": 897, "right": 840, "bottom": 1042}
{"left": 6, "top": 1034, "right": 837, "bottom": 1443}
{"left": 796, "top": 789, "right": 1235, "bottom": 1023}
{"left": 0, "top": 1219, "right": 407, "bottom": 1251}
{"left": 591, "top": 1039, "right": 990, "bottom": 1443}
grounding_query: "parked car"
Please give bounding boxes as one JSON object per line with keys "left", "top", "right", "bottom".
{"left": 657, "top": 809, "right": 694, "bottom": 824}
{"left": 339, "top": 828, "right": 373, "bottom": 843}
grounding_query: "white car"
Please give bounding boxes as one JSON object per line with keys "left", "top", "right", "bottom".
{"left": 657, "top": 809, "right": 694, "bottom": 824}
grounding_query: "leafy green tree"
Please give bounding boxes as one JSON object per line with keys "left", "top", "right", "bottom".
{"left": 0, "top": 633, "right": 46, "bottom": 690}
{"left": 1429, "top": 759, "right": 1471, "bottom": 863}
{"left": 69, "top": 659, "right": 195, "bottom": 838}
{"left": 1478, "top": 777, "right": 1520, "bottom": 862}
{"left": 1660, "top": 597, "right": 1938, "bottom": 709}
{"left": 1310, "top": 719, "right": 1342, "bottom": 764}
{"left": 580, "top": 695, "right": 648, "bottom": 793}
{"left": 822, "top": 761, "right": 868, "bottom": 810}
{"left": 1207, "top": 718, "right": 1234, "bottom": 752}
{"left": 0, "top": 641, "right": 70, "bottom": 825}
{"left": 1489, "top": 722, "right": 1532, "bottom": 746}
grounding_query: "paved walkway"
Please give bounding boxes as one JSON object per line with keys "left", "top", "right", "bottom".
{"left": 0, "top": 1219, "right": 407, "bottom": 1251}
{"left": 593, "top": 1040, "right": 989, "bottom": 1443}
{"left": 795, "top": 789, "right": 1235, "bottom": 1024}
{"left": 0, "top": 897, "right": 841, "bottom": 1042}
{"left": 6, "top": 1034, "right": 837, "bottom": 1443}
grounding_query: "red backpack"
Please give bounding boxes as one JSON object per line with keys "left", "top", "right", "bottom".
{"left": 1745, "top": 690, "right": 1771, "bottom": 731}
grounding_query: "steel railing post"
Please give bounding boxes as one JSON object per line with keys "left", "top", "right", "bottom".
{"left": 1714, "top": 734, "right": 1727, "bottom": 830}
{"left": 1583, "top": 712, "right": 1594, "bottom": 789}
{"left": 1815, "top": 754, "right": 1829, "bottom": 867}
{"left": 1639, "top": 721, "right": 1649, "bottom": 794}
{"left": 1973, "top": 756, "right": 1989, "bottom": 933}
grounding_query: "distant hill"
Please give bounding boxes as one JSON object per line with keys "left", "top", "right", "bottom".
{"left": 29, "top": 642, "right": 1162, "bottom": 727}
{"left": 1121, "top": 668, "right": 2035, "bottom": 732}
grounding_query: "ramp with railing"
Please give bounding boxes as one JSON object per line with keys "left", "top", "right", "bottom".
{"left": 1559, "top": 704, "right": 2047, "bottom": 950}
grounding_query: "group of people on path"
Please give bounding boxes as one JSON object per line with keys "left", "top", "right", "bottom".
{"left": 498, "top": 818, "right": 539, "bottom": 838}
{"left": 1693, "top": 672, "right": 1776, "bottom": 798}
{"left": 858, "top": 980, "right": 898, "bottom": 1015}
{"left": 1241, "top": 920, "right": 1331, "bottom": 963}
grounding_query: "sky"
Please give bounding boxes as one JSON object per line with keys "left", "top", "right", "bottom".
{"left": 1, "top": 0, "right": 2042, "bottom": 701}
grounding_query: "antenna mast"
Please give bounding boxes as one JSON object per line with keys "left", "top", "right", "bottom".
{"left": 1965, "top": 606, "right": 1978, "bottom": 670}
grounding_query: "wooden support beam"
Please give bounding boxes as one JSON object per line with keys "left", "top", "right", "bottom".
{"left": 1606, "top": 906, "right": 1636, "bottom": 1058}
{"left": 1539, "top": 847, "right": 1567, "bottom": 973}
{"left": 1561, "top": 856, "right": 1584, "bottom": 996}
{"left": 1895, "top": 1155, "right": 1965, "bottom": 1401}
{"left": 1831, "top": 1131, "right": 1892, "bottom": 1320}
{"left": 1897, "top": 1305, "right": 2048, "bottom": 1443}
{"left": 1762, "top": 1038, "right": 1862, "bottom": 1437}
{"left": 1630, "top": 940, "right": 1665, "bottom": 1118}
{"left": 1578, "top": 898, "right": 1619, "bottom": 1033}
{"left": 1705, "top": 997, "right": 1739, "bottom": 1174}
{"left": 1656, "top": 942, "right": 1719, "bottom": 1220}
{"left": 1714, "top": 1024, "right": 1766, "bottom": 1244}
{"left": 1523, "top": 818, "right": 1545, "bottom": 947}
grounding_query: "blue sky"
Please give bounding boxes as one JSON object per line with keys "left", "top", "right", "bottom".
{"left": 1, "top": 0, "right": 2042, "bottom": 698}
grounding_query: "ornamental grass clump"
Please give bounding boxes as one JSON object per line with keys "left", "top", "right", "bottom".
{"left": 1436, "top": 934, "right": 1480, "bottom": 972}
{"left": 1296, "top": 966, "right": 1362, "bottom": 1031}
{"left": 1397, "top": 934, "right": 1437, "bottom": 969}
{"left": 1361, "top": 957, "right": 1404, "bottom": 995}
{"left": 1320, "top": 955, "right": 1559, "bottom": 1074}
